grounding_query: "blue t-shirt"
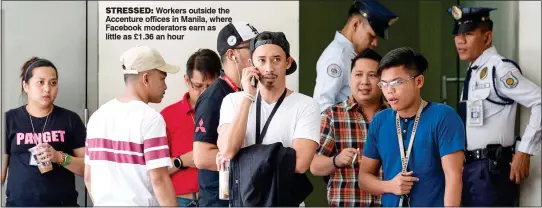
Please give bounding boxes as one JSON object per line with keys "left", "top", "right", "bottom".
{"left": 363, "top": 102, "right": 465, "bottom": 207}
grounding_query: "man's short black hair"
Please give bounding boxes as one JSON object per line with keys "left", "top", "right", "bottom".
{"left": 186, "top": 49, "right": 222, "bottom": 80}
{"left": 377, "top": 47, "right": 428, "bottom": 76}
{"left": 351, "top": 48, "right": 382, "bottom": 70}
{"left": 478, "top": 20, "right": 493, "bottom": 33}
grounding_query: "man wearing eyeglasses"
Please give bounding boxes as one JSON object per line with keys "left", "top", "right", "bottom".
{"left": 192, "top": 21, "right": 259, "bottom": 207}
{"left": 358, "top": 47, "right": 465, "bottom": 207}
{"left": 313, "top": 0, "right": 397, "bottom": 112}
{"left": 161, "top": 49, "right": 222, "bottom": 207}
{"left": 447, "top": 6, "right": 541, "bottom": 206}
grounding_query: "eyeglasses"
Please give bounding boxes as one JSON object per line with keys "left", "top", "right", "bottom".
{"left": 189, "top": 80, "right": 208, "bottom": 91}
{"left": 377, "top": 75, "right": 420, "bottom": 89}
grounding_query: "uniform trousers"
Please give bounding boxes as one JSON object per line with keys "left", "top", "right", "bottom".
{"left": 462, "top": 158, "right": 519, "bottom": 206}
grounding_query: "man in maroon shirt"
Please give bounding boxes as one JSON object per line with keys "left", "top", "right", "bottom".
{"left": 160, "top": 49, "right": 222, "bottom": 206}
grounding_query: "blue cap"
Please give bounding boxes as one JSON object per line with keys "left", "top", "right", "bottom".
{"left": 349, "top": 0, "right": 398, "bottom": 40}
{"left": 447, "top": 6, "right": 496, "bottom": 35}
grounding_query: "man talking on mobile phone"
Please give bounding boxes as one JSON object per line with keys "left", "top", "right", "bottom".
{"left": 215, "top": 31, "right": 321, "bottom": 206}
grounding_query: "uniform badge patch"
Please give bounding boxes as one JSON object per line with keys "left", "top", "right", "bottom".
{"left": 500, "top": 71, "right": 519, "bottom": 89}
{"left": 452, "top": 6, "right": 462, "bottom": 20}
{"left": 480, "top": 67, "right": 488, "bottom": 80}
{"left": 327, "top": 64, "right": 342, "bottom": 78}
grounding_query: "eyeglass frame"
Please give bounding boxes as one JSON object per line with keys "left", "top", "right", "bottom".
{"left": 188, "top": 79, "right": 210, "bottom": 91}
{"left": 377, "top": 74, "right": 422, "bottom": 89}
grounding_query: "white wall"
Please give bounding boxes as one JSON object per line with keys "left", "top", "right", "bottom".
{"left": 98, "top": 1, "right": 299, "bottom": 111}
{"left": 518, "top": 1, "right": 541, "bottom": 206}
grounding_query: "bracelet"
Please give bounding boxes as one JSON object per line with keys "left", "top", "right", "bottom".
{"left": 243, "top": 92, "right": 255, "bottom": 102}
{"left": 57, "top": 151, "right": 66, "bottom": 166}
{"left": 333, "top": 155, "right": 341, "bottom": 169}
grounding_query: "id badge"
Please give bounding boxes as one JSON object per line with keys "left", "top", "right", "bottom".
{"left": 467, "top": 100, "right": 483, "bottom": 126}
{"left": 29, "top": 154, "right": 38, "bottom": 166}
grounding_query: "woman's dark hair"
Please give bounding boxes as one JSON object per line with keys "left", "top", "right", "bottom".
{"left": 377, "top": 47, "right": 428, "bottom": 76}
{"left": 351, "top": 48, "right": 382, "bottom": 69}
{"left": 186, "top": 49, "right": 222, "bottom": 80}
{"left": 20, "top": 57, "right": 58, "bottom": 92}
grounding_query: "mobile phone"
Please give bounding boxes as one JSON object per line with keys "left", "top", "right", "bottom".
{"left": 249, "top": 59, "right": 258, "bottom": 87}
{"left": 251, "top": 76, "right": 258, "bottom": 87}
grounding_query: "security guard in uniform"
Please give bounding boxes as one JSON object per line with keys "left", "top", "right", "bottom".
{"left": 313, "top": 0, "right": 397, "bottom": 112}
{"left": 448, "top": 6, "right": 541, "bottom": 206}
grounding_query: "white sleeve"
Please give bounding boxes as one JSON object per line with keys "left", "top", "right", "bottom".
{"left": 84, "top": 115, "right": 94, "bottom": 166}
{"left": 218, "top": 93, "right": 236, "bottom": 133}
{"left": 292, "top": 98, "right": 321, "bottom": 146}
{"left": 142, "top": 113, "right": 172, "bottom": 170}
{"left": 495, "top": 62, "right": 542, "bottom": 155}
{"left": 313, "top": 60, "right": 347, "bottom": 112}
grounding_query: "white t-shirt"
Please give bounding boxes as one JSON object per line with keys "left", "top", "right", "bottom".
{"left": 219, "top": 91, "right": 321, "bottom": 148}
{"left": 85, "top": 99, "right": 172, "bottom": 206}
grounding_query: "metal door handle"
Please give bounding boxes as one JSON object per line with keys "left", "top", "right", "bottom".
{"left": 84, "top": 108, "right": 89, "bottom": 127}
{"left": 441, "top": 75, "right": 465, "bottom": 104}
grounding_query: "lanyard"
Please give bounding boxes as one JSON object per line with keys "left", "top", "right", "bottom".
{"left": 255, "top": 89, "right": 287, "bottom": 144}
{"left": 396, "top": 99, "right": 425, "bottom": 207}
{"left": 220, "top": 75, "right": 240, "bottom": 92}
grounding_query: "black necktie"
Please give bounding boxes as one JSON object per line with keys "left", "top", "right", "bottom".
{"left": 458, "top": 65, "right": 478, "bottom": 125}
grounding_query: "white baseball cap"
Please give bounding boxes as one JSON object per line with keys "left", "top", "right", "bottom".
{"left": 120, "top": 46, "right": 180, "bottom": 74}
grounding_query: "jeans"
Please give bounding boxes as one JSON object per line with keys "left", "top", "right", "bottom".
{"left": 177, "top": 197, "right": 198, "bottom": 207}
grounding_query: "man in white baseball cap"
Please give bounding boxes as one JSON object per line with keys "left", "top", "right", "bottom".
{"left": 84, "top": 46, "right": 179, "bottom": 206}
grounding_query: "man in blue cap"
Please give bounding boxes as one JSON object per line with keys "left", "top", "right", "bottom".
{"left": 313, "top": 0, "right": 398, "bottom": 113}
{"left": 448, "top": 5, "right": 541, "bottom": 206}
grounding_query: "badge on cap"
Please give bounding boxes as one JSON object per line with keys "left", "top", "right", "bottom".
{"left": 327, "top": 64, "right": 342, "bottom": 78}
{"left": 480, "top": 67, "right": 488, "bottom": 80}
{"left": 227, "top": 35, "right": 237, "bottom": 46}
{"left": 452, "top": 6, "right": 462, "bottom": 20}
{"left": 500, "top": 71, "right": 519, "bottom": 89}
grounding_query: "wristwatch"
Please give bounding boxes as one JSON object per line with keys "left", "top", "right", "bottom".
{"left": 173, "top": 157, "right": 187, "bottom": 170}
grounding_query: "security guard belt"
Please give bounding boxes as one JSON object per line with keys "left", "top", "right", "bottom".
{"left": 465, "top": 144, "right": 514, "bottom": 163}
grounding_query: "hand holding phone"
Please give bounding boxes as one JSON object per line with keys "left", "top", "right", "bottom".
{"left": 241, "top": 65, "right": 259, "bottom": 96}
{"left": 249, "top": 59, "right": 259, "bottom": 88}
{"left": 250, "top": 76, "right": 258, "bottom": 87}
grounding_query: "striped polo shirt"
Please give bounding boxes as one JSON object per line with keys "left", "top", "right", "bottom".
{"left": 85, "top": 99, "right": 172, "bottom": 206}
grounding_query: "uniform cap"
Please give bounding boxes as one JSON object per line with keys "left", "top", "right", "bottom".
{"left": 349, "top": 0, "right": 399, "bottom": 40}
{"left": 447, "top": 6, "right": 497, "bottom": 35}
{"left": 120, "top": 46, "right": 179, "bottom": 74}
